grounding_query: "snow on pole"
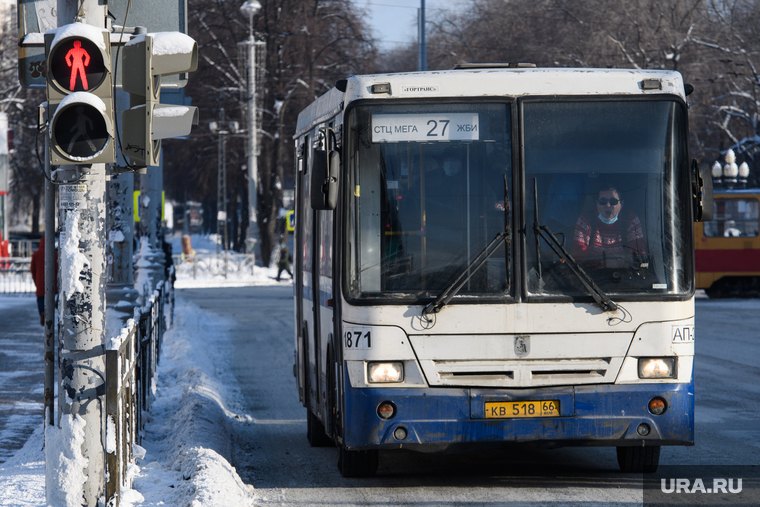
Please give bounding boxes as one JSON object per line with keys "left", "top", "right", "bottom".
{"left": 60, "top": 209, "right": 90, "bottom": 299}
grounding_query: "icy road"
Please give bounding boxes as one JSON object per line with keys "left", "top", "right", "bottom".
{"left": 178, "top": 287, "right": 760, "bottom": 505}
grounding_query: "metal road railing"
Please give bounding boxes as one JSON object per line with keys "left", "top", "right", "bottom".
{"left": 172, "top": 252, "right": 256, "bottom": 279}
{"left": 105, "top": 279, "right": 171, "bottom": 507}
{"left": 0, "top": 258, "right": 35, "bottom": 293}
{"left": 1, "top": 252, "right": 258, "bottom": 293}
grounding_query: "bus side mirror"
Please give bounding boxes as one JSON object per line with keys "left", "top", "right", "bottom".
{"left": 693, "top": 159, "right": 714, "bottom": 222}
{"left": 311, "top": 149, "right": 340, "bottom": 210}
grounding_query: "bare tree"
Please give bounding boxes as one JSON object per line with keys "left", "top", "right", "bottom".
{"left": 689, "top": 0, "right": 760, "bottom": 173}
{"left": 400, "top": 0, "right": 759, "bottom": 177}
{"left": 1, "top": 7, "right": 46, "bottom": 235}
{"left": 166, "top": 0, "right": 376, "bottom": 265}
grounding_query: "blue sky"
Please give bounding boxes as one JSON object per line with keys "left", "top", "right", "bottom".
{"left": 354, "top": 0, "right": 467, "bottom": 51}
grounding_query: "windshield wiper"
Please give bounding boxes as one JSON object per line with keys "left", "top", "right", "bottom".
{"left": 422, "top": 175, "right": 511, "bottom": 318}
{"left": 532, "top": 179, "right": 618, "bottom": 313}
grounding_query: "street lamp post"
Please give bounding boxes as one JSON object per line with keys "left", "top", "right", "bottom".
{"left": 711, "top": 149, "right": 751, "bottom": 190}
{"left": 418, "top": 0, "right": 426, "bottom": 71}
{"left": 240, "top": 0, "right": 262, "bottom": 256}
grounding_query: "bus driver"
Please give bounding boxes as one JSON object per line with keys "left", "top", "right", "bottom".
{"left": 571, "top": 182, "right": 645, "bottom": 267}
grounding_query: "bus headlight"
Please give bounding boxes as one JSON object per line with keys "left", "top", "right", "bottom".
{"left": 638, "top": 357, "right": 676, "bottom": 379}
{"left": 368, "top": 362, "right": 404, "bottom": 383}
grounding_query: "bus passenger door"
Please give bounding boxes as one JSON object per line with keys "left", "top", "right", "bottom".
{"left": 294, "top": 139, "right": 307, "bottom": 404}
{"left": 300, "top": 133, "right": 323, "bottom": 416}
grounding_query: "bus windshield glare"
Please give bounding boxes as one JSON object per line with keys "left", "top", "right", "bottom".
{"left": 346, "top": 100, "right": 692, "bottom": 301}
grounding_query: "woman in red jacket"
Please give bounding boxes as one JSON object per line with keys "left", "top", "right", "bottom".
{"left": 572, "top": 183, "right": 645, "bottom": 269}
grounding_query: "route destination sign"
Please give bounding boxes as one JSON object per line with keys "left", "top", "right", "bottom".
{"left": 372, "top": 113, "right": 480, "bottom": 143}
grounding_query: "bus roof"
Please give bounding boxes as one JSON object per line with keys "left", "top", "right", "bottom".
{"left": 295, "top": 67, "right": 686, "bottom": 138}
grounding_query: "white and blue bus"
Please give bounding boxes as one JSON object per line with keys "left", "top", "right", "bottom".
{"left": 292, "top": 65, "right": 711, "bottom": 477}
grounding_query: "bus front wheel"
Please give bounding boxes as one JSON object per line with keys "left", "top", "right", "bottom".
{"left": 616, "top": 445, "right": 660, "bottom": 473}
{"left": 338, "top": 446, "right": 378, "bottom": 478}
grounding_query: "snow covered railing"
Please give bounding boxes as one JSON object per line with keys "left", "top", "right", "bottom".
{"left": 105, "top": 320, "right": 137, "bottom": 507}
{"left": 105, "top": 280, "right": 172, "bottom": 507}
{"left": 172, "top": 252, "right": 256, "bottom": 279}
{"left": 0, "top": 258, "right": 34, "bottom": 293}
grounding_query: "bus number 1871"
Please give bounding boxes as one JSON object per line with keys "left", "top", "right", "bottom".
{"left": 345, "top": 330, "right": 372, "bottom": 349}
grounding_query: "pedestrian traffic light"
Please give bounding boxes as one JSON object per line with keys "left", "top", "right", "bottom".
{"left": 121, "top": 32, "right": 199, "bottom": 167}
{"left": 45, "top": 23, "right": 115, "bottom": 165}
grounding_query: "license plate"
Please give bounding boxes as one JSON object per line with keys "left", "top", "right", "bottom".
{"left": 485, "top": 400, "right": 560, "bottom": 419}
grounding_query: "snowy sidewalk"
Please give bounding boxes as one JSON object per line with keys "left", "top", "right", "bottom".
{"left": 0, "top": 272, "right": 290, "bottom": 506}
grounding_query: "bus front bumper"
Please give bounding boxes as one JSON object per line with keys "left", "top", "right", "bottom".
{"left": 342, "top": 380, "right": 694, "bottom": 451}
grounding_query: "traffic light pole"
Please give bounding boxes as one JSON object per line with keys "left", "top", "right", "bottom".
{"left": 106, "top": 172, "right": 135, "bottom": 287}
{"left": 44, "top": 120, "right": 55, "bottom": 429}
{"left": 57, "top": 164, "right": 108, "bottom": 505}
{"left": 49, "top": 3, "right": 109, "bottom": 505}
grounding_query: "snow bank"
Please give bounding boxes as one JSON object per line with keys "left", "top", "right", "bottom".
{"left": 169, "top": 233, "right": 293, "bottom": 289}
{"left": 45, "top": 413, "right": 88, "bottom": 507}
{"left": 0, "top": 425, "right": 45, "bottom": 506}
{"left": 117, "top": 296, "right": 254, "bottom": 506}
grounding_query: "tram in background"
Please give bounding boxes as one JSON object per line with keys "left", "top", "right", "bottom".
{"left": 292, "top": 65, "right": 711, "bottom": 477}
{"left": 696, "top": 188, "right": 760, "bottom": 297}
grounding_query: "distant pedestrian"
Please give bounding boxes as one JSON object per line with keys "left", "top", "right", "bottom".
{"left": 276, "top": 244, "right": 293, "bottom": 281}
{"left": 0, "top": 232, "right": 9, "bottom": 270}
{"left": 30, "top": 236, "right": 57, "bottom": 326}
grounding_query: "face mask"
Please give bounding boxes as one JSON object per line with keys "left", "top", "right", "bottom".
{"left": 598, "top": 213, "right": 619, "bottom": 225}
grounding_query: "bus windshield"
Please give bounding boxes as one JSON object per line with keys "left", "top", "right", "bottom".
{"left": 346, "top": 103, "right": 512, "bottom": 300}
{"left": 525, "top": 100, "right": 693, "bottom": 298}
{"left": 345, "top": 99, "right": 693, "bottom": 302}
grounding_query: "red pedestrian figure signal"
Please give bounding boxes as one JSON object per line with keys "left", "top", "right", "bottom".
{"left": 48, "top": 35, "right": 106, "bottom": 93}
{"left": 65, "top": 40, "right": 91, "bottom": 91}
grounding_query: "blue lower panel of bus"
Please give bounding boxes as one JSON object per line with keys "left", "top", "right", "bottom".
{"left": 343, "top": 380, "right": 694, "bottom": 451}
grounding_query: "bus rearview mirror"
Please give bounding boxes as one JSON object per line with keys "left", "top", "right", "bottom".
{"left": 693, "top": 160, "right": 713, "bottom": 222}
{"left": 311, "top": 149, "right": 340, "bottom": 210}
